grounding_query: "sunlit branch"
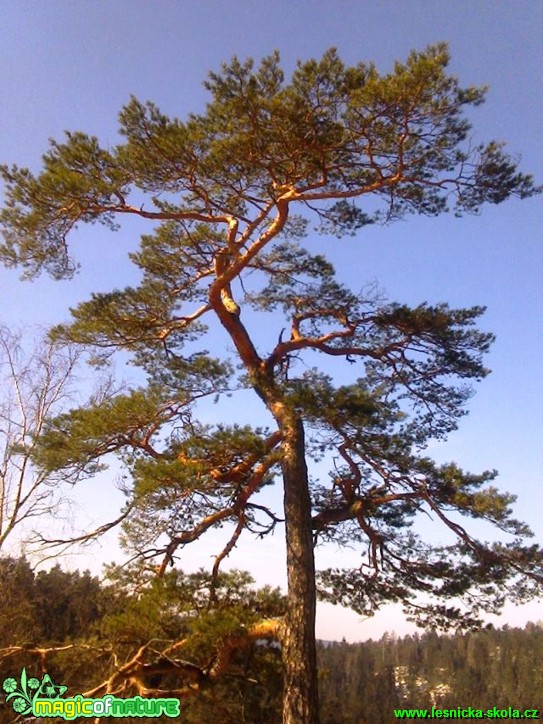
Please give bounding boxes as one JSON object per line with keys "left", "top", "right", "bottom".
{"left": 92, "top": 201, "right": 231, "bottom": 226}
{"left": 31, "top": 504, "right": 135, "bottom": 549}
{"left": 210, "top": 512, "right": 246, "bottom": 603}
{"left": 156, "top": 437, "right": 282, "bottom": 576}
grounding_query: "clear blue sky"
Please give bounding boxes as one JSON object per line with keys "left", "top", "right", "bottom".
{"left": 0, "top": 0, "right": 541, "bottom": 640}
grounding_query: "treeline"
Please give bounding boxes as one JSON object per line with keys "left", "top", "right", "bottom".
{"left": 1, "top": 556, "right": 541, "bottom": 722}
{"left": 318, "top": 625, "right": 543, "bottom": 722}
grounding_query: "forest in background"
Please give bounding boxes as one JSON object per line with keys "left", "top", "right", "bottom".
{"left": 1, "top": 556, "right": 541, "bottom": 723}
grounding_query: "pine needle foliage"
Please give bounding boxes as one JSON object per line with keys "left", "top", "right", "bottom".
{"left": 1, "top": 45, "right": 540, "bottom": 721}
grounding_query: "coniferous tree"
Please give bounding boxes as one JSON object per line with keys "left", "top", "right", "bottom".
{"left": 317, "top": 624, "right": 543, "bottom": 719}
{"left": 1, "top": 46, "right": 541, "bottom": 721}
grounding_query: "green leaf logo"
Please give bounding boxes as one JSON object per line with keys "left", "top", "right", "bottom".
{"left": 2, "top": 669, "right": 67, "bottom": 716}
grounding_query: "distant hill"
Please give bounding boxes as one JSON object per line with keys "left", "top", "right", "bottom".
{"left": 317, "top": 623, "right": 543, "bottom": 723}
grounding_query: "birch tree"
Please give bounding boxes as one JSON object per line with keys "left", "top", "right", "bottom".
{"left": 0, "top": 327, "right": 80, "bottom": 551}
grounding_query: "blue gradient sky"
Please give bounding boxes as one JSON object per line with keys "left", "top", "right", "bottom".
{"left": 0, "top": 1, "right": 541, "bottom": 640}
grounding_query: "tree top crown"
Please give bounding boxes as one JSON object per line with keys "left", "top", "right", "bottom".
{"left": 0, "top": 44, "right": 539, "bottom": 280}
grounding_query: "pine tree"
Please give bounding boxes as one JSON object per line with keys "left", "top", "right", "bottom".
{"left": 1, "top": 46, "right": 541, "bottom": 721}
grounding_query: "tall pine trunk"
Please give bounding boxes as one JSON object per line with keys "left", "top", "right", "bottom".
{"left": 211, "top": 302, "right": 320, "bottom": 721}
{"left": 276, "top": 410, "right": 319, "bottom": 723}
